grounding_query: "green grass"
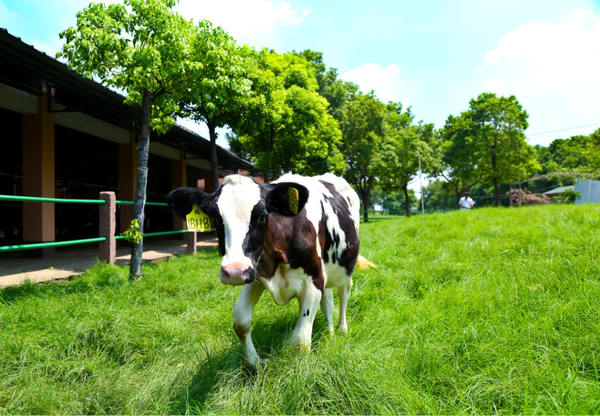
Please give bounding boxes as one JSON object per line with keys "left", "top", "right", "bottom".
{"left": 1, "top": 203, "right": 600, "bottom": 414}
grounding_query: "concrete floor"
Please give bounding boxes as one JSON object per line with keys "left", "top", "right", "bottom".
{"left": 0, "top": 235, "right": 218, "bottom": 288}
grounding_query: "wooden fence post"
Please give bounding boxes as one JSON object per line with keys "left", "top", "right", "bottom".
{"left": 99, "top": 191, "right": 116, "bottom": 264}
{"left": 187, "top": 231, "right": 197, "bottom": 255}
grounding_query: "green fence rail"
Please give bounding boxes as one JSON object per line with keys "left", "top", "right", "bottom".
{"left": 116, "top": 200, "right": 169, "bottom": 207}
{"left": 0, "top": 194, "right": 200, "bottom": 254}
{"left": 0, "top": 195, "right": 171, "bottom": 207}
{"left": 0, "top": 237, "right": 107, "bottom": 252}
{"left": 0, "top": 195, "right": 105, "bottom": 204}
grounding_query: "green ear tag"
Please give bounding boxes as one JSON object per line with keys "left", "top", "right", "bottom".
{"left": 186, "top": 204, "right": 211, "bottom": 232}
{"left": 288, "top": 187, "right": 299, "bottom": 214}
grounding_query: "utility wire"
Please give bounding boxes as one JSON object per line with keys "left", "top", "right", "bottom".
{"left": 527, "top": 122, "right": 600, "bottom": 136}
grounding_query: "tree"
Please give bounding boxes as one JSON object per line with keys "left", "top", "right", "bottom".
{"left": 230, "top": 50, "right": 345, "bottom": 181}
{"left": 296, "top": 49, "right": 359, "bottom": 122}
{"left": 586, "top": 128, "right": 600, "bottom": 171}
{"left": 180, "top": 29, "right": 252, "bottom": 191}
{"left": 468, "top": 93, "right": 539, "bottom": 206}
{"left": 58, "top": 0, "right": 199, "bottom": 278}
{"left": 375, "top": 106, "right": 439, "bottom": 217}
{"left": 339, "top": 91, "right": 387, "bottom": 222}
{"left": 437, "top": 114, "right": 485, "bottom": 208}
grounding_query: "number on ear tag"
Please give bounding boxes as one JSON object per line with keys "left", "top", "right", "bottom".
{"left": 186, "top": 204, "right": 211, "bottom": 232}
{"left": 288, "top": 187, "right": 299, "bottom": 214}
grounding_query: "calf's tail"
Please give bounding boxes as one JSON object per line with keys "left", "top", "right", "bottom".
{"left": 356, "top": 255, "right": 377, "bottom": 270}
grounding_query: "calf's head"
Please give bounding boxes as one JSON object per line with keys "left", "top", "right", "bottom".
{"left": 167, "top": 175, "right": 308, "bottom": 285}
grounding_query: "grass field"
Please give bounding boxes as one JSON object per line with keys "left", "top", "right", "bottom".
{"left": 1, "top": 203, "right": 600, "bottom": 414}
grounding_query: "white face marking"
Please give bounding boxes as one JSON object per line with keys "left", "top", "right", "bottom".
{"left": 217, "top": 175, "right": 262, "bottom": 268}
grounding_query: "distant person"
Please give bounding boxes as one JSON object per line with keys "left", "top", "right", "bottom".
{"left": 459, "top": 191, "right": 475, "bottom": 210}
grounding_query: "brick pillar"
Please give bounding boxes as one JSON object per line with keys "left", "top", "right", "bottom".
{"left": 22, "top": 92, "right": 55, "bottom": 258}
{"left": 118, "top": 128, "right": 138, "bottom": 234}
{"left": 99, "top": 191, "right": 116, "bottom": 264}
{"left": 171, "top": 148, "right": 187, "bottom": 235}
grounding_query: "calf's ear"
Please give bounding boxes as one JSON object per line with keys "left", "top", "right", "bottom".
{"left": 266, "top": 182, "right": 309, "bottom": 216}
{"left": 166, "top": 187, "right": 214, "bottom": 219}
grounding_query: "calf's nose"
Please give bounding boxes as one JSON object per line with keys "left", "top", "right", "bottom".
{"left": 220, "top": 263, "right": 252, "bottom": 285}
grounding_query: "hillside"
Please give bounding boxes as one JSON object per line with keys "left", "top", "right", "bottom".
{"left": 1, "top": 204, "right": 599, "bottom": 414}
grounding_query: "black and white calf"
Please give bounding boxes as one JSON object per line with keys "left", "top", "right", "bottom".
{"left": 167, "top": 173, "right": 374, "bottom": 365}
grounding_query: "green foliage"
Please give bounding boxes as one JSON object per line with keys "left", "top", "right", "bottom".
{"left": 469, "top": 93, "right": 539, "bottom": 183}
{"left": 370, "top": 185, "right": 417, "bottom": 212}
{"left": 2, "top": 205, "right": 600, "bottom": 414}
{"left": 180, "top": 22, "right": 252, "bottom": 127}
{"left": 231, "top": 50, "right": 345, "bottom": 180}
{"left": 120, "top": 219, "right": 142, "bottom": 244}
{"left": 439, "top": 93, "right": 540, "bottom": 206}
{"left": 375, "top": 114, "right": 439, "bottom": 216}
{"left": 585, "top": 128, "right": 600, "bottom": 171}
{"left": 562, "top": 189, "right": 581, "bottom": 204}
{"left": 339, "top": 91, "right": 387, "bottom": 216}
{"left": 58, "top": 0, "right": 199, "bottom": 134}
{"left": 296, "top": 49, "right": 359, "bottom": 121}
{"left": 535, "top": 129, "right": 600, "bottom": 176}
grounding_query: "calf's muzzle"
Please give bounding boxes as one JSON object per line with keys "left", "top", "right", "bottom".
{"left": 220, "top": 262, "right": 254, "bottom": 285}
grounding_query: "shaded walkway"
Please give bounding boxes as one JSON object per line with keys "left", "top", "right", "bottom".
{"left": 0, "top": 234, "right": 218, "bottom": 288}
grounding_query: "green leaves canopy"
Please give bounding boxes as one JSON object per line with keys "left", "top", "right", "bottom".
{"left": 439, "top": 93, "right": 539, "bottom": 206}
{"left": 58, "top": 0, "right": 200, "bottom": 134}
{"left": 231, "top": 50, "right": 345, "bottom": 181}
{"left": 374, "top": 104, "right": 439, "bottom": 216}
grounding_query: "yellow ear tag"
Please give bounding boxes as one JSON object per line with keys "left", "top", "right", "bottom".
{"left": 288, "top": 187, "right": 299, "bottom": 214}
{"left": 186, "top": 204, "right": 211, "bottom": 232}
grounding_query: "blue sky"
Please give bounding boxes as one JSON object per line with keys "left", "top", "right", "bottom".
{"left": 2, "top": 0, "right": 600, "bottom": 150}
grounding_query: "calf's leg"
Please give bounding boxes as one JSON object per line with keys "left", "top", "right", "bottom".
{"left": 337, "top": 277, "right": 353, "bottom": 334}
{"left": 320, "top": 288, "right": 335, "bottom": 335}
{"left": 289, "top": 278, "right": 322, "bottom": 351}
{"left": 232, "top": 282, "right": 265, "bottom": 365}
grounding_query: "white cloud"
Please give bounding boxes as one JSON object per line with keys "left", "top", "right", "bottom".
{"left": 484, "top": 9, "right": 600, "bottom": 89}
{"left": 341, "top": 63, "right": 410, "bottom": 106}
{"left": 481, "top": 9, "right": 600, "bottom": 145}
{"left": 175, "top": 0, "right": 310, "bottom": 49}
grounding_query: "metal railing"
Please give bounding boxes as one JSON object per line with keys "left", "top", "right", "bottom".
{"left": 0, "top": 193, "right": 202, "bottom": 261}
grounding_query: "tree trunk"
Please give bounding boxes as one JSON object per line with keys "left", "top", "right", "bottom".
{"left": 493, "top": 176, "right": 500, "bottom": 206}
{"left": 362, "top": 196, "right": 369, "bottom": 223}
{"left": 208, "top": 120, "right": 219, "bottom": 192}
{"left": 491, "top": 143, "right": 501, "bottom": 206}
{"left": 454, "top": 182, "right": 461, "bottom": 210}
{"left": 403, "top": 184, "right": 411, "bottom": 217}
{"left": 129, "top": 89, "right": 153, "bottom": 279}
{"left": 359, "top": 177, "right": 373, "bottom": 222}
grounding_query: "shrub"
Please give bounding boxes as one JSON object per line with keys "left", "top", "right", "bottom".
{"left": 506, "top": 189, "right": 552, "bottom": 206}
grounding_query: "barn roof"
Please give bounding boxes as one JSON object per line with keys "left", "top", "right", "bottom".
{"left": 543, "top": 185, "right": 575, "bottom": 195}
{"left": 0, "top": 27, "right": 255, "bottom": 172}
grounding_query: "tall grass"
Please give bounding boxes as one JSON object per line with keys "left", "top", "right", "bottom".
{"left": 1, "top": 203, "right": 600, "bottom": 414}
